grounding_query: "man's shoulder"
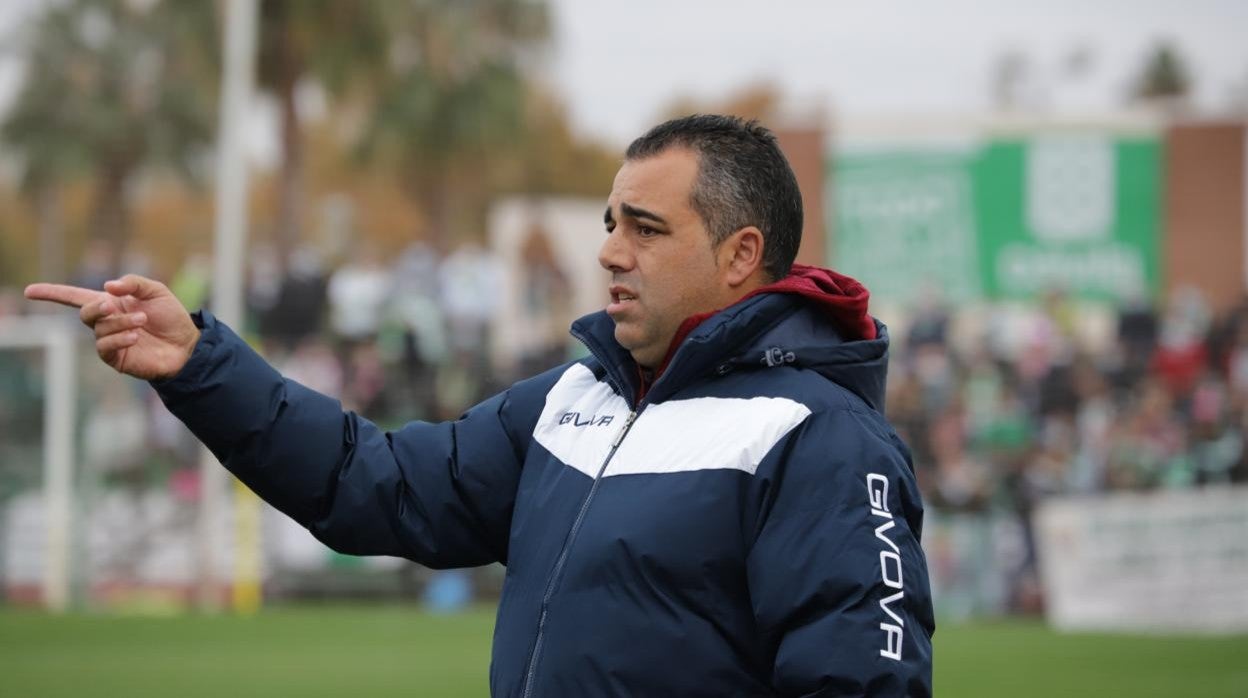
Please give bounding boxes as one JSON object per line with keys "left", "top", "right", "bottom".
{"left": 507, "top": 359, "right": 593, "bottom": 403}
{"left": 699, "top": 364, "right": 873, "bottom": 416}
{"left": 504, "top": 357, "right": 621, "bottom": 416}
{"left": 704, "top": 367, "right": 907, "bottom": 464}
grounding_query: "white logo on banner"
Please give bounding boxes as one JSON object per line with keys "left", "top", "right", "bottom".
{"left": 1026, "top": 136, "right": 1115, "bottom": 242}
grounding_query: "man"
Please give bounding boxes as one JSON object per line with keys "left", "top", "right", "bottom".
{"left": 27, "top": 115, "right": 934, "bottom": 696}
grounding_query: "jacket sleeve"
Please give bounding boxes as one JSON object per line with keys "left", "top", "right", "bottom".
{"left": 747, "top": 407, "right": 935, "bottom": 697}
{"left": 152, "top": 311, "right": 554, "bottom": 568}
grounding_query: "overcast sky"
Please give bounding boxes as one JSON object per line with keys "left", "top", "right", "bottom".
{"left": 0, "top": 0, "right": 1244, "bottom": 153}
{"left": 547, "top": 0, "right": 1248, "bottom": 145}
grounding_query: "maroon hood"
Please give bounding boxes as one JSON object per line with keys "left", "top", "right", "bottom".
{"left": 748, "top": 263, "right": 876, "bottom": 341}
{"left": 652, "top": 264, "right": 876, "bottom": 381}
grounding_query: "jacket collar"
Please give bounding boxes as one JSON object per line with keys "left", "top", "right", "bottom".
{"left": 570, "top": 265, "right": 881, "bottom": 409}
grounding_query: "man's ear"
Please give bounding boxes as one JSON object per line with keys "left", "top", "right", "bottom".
{"left": 720, "top": 226, "right": 765, "bottom": 287}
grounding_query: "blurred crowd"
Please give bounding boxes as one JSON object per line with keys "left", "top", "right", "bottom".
{"left": 254, "top": 241, "right": 513, "bottom": 424}
{"left": 176, "top": 240, "right": 522, "bottom": 429}
{"left": 891, "top": 286, "right": 1248, "bottom": 616}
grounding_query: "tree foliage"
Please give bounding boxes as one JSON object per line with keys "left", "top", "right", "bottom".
{"left": 357, "top": 0, "right": 552, "bottom": 248}
{"left": 1, "top": 0, "right": 621, "bottom": 277}
{"left": 256, "top": 0, "right": 391, "bottom": 266}
{"left": 1, "top": 0, "right": 219, "bottom": 274}
{"left": 1131, "top": 41, "right": 1192, "bottom": 103}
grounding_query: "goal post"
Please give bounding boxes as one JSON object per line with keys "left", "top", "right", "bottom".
{"left": 0, "top": 314, "right": 77, "bottom": 612}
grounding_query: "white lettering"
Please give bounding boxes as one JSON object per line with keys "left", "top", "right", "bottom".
{"left": 879, "top": 590, "right": 905, "bottom": 627}
{"left": 874, "top": 519, "right": 900, "bottom": 554}
{"left": 868, "top": 473, "right": 904, "bottom": 661}
{"left": 997, "top": 243, "right": 1145, "bottom": 297}
{"left": 867, "top": 473, "right": 889, "bottom": 512}
{"left": 879, "top": 622, "right": 903, "bottom": 661}
{"left": 880, "top": 551, "right": 904, "bottom": 589}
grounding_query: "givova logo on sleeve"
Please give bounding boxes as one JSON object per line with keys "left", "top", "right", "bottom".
{"left": 868, "top": 473, "right": 905, "bottom": 661}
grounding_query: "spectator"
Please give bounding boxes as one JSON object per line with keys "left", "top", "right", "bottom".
{"left": 327, "top": 245, "right": 392, "bottom": 344}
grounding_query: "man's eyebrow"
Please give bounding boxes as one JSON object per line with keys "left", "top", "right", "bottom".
{"left": 620, "top": 202, "right": 667, "bottom": 225}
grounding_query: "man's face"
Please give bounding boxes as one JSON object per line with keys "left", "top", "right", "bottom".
{"left": 599, "top": 147, "right": 730, "bottom": 369}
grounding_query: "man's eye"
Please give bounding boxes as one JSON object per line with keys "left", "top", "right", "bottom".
{"left": 638, "top": 226, "right": 658, "bottom": 237}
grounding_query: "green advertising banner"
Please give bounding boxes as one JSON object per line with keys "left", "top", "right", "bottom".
{"left": 830, "top": 135, "right": 1161, "bottom": 303}
{"left": 832, "top": 150, "right": 984, "bottom": 302}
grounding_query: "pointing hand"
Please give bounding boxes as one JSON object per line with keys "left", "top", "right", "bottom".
{"left": 24, "top": 274, "right": 201, "bottom": 381}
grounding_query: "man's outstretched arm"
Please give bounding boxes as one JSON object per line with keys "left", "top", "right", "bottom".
{"left": 25, "top": 275, "right": 544, "bottom": 567}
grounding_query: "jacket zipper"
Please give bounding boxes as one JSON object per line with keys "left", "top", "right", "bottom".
{"left": 520, "top": 408, "right": 640, "bottom": 698}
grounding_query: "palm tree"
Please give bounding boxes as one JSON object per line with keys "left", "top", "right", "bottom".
{"left": 1, "top": 0, "right": 219, "bottom": 277}
{"left": 357, "top": 0, "right": 550, "bottom": 250}
{"left": 256, "top": 0, "right": 389, "bottom": 269}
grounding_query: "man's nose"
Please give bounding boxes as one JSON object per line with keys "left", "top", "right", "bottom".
{"left": 598, "top": 230, "right": 632, "bottom": 272}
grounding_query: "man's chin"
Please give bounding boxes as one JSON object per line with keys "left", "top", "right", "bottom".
{"left": 613, "top": 329, "right": 651, "bottom": 362}
{"left": 613, "top": 326, "right": 637, "bottom": 351}
{"left": 615, "top": 341, "right": 665, "bottom": 372}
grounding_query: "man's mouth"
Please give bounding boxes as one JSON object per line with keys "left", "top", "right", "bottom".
{"left": 607, "top": 286, "right": 637, "bottom": 315}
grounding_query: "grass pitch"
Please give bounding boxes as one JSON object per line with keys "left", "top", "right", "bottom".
{"left": 1, "top": 605, "right": 1245, "bottom": 696}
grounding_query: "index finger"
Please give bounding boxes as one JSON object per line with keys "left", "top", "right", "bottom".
{"left": 24, "top": 283, "right": 102, "bottom": 309}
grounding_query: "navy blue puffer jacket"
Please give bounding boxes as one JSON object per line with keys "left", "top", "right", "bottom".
{"left": 154, "top": 265, "right": 934, "bottom": 697}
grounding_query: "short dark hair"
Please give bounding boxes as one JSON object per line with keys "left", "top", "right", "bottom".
{"left": 625, "top": 114, "right": 803, "bottom": 281}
